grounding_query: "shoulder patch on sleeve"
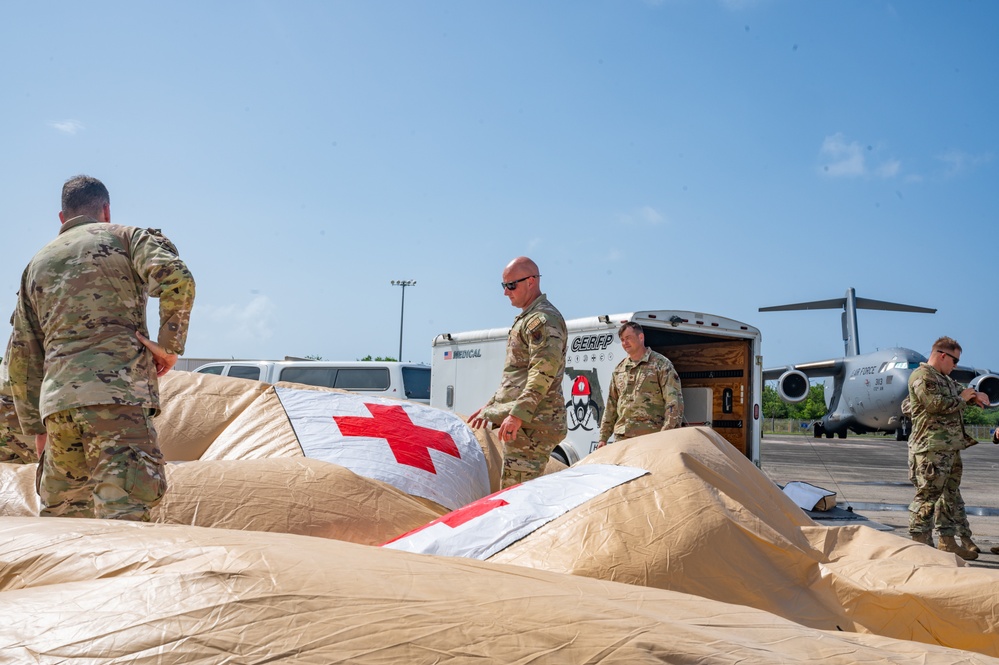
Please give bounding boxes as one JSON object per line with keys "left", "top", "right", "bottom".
{"left": 526, "top": 314, "right": 548, "bottom": 343}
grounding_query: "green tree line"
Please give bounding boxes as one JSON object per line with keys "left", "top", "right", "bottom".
{"left": 762, "top": 384, "right": 828, "bottom": 421}
{"left": 763, "top": 382, "right": 999, "bottom": 427}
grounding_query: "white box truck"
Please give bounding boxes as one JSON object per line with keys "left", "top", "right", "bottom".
{"left": 431, "top": 310, "right": 762, "bottom": 466}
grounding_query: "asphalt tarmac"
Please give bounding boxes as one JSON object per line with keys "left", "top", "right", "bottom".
{"left": 759, "top": 432, "right": 999, "bottom": 570}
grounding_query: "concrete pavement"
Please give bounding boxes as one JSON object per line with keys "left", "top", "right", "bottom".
{"left": 759, "top": 432, "right": 999, "bottom": 570}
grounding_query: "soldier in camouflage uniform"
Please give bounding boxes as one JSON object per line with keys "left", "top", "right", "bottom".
{"left": 906, "top": 336, "right": 988, "bottom": 560}
{"left": 468, "top": 257, "right": 566, "bottom": 488}
{"left": 597, "top": 322, "right": 683, "bottom": 448}
{"left": 7, "top": 175, "right": 195, "bottom": 522}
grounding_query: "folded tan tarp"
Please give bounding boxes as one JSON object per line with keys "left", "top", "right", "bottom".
{"left": 0, "top": 457, "right": 444, "bottom": 545}
{"left": 487, "top": 426, "right": 999, "bottom": 657}
{"left": 157, "top": 371, "right": 271, "bottom": 461}
{"left": 0, "top": 517, "right": 995, "bottom": 665}
{"left": 0, "top": 372, "right": 547, "bottom": 541}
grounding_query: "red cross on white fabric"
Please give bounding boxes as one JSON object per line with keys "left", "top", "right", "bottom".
{"left": 333, "top": 403, "right": 460, "bottom": 474}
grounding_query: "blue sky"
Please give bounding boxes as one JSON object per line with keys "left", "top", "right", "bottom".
{"left": 2, "top": 1, "right": 997, "bottom": 372}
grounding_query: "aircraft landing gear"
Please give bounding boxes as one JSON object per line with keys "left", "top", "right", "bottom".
{"left": 813, "top": 422, "right": 825, "bottom": 438}
{"left": 837, "top": 431, "right": 847, "bottom": 439}
{"left": 896, "top": 417, "right": 911, "bottom": 442}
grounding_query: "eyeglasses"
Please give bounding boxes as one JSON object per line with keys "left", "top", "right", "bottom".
{"left": 938, "top": 350, "right": 961, "bottom": 364}
{"left": 501, "top": 275, "right": 538, "bottom": 291}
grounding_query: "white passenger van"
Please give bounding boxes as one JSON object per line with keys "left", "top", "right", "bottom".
{"left": 431, "top": 310, "right": 763, "bottom": 466}
{"left": 193, "top": 360, "right": 432, "bottom": 404}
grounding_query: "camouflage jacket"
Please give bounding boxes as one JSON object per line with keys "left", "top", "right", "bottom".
{"left": 8, "top": 216, "right": 195, "bottom": 434}
{"left": 481, "top": 294, "right": 567, "bottom": 435}
{"left": 906, "top": 362, "right": 976, "bottom": 455}
{"left": 599, "top": 348, "right": 683, "bottom": 442}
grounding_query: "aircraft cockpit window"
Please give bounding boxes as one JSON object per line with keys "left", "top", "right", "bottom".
{"left": 892, "top": 362, "right": 918, "bottom": 370}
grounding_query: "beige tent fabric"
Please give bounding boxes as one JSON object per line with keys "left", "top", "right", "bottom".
{"left": 0, "top": 464, "right": 37, "bottom": 516}
{"left": 197, "top": 384, "right": 305, "bottom": 460}
{"left": 152, "top": 458, "right": 443, "bottom": 544}
{"left": 0, "top": 517, "right": 996, "bottom": 664}
{"left": 156, "top": 371, "right": 271, "bottom": 461}
{"left": 0, "top": 459, "right": 444, "bottom": 544}
{"left": 487, "top": 426, "right": 999, "bottom": 656}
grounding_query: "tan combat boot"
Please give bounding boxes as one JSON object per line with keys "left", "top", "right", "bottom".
{"left": 937, "top": 535, "right": 978, "bottom": 560}
{"left": 991, "top": 545, "right": 999, "bottom": 555}
{"left": 910, "top": 531, "right": 934, "bottom": 546}
{"left": 960, "top": 536, "right": 981, "bottom": 554}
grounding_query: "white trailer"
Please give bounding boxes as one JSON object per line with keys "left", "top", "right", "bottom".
{"left": 431, "top": 310, "right": 763, "bottom": 467}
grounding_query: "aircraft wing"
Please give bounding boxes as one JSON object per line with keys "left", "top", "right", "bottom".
{"left": 950, "top": 366, "right": 994, "bottom": 384}
{"left": 762, "top": 358, "right": 843, "bottom": 381}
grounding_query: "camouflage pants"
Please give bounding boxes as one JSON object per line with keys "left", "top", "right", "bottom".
{"left": 908, "top": 449, "right": 963, "bottom": 537}
{"left": 908, "top": 449, "right": 971, "bottom": 537}
{"left": 39, "top": 405, "right": 166, "bottom": 522}
{"left": 501, "top": 426, "right": 560, "bottom": 489}
{"left": 0, "top": 425, "right": 37, "bottom": 464}
{"left": 0, "top": 398, "right": 37, "bottom": 464}
{"left": 951, "top": 452, "right": 972, "bottom": 538}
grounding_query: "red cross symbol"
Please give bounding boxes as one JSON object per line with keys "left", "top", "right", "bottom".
{"left": 382, "top": 489, "right": 512, "bottom": 545}
{"left": 333, "top": 403, "right": 460, "bottom": 474}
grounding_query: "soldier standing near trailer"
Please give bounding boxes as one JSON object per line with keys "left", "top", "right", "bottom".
{"left": 7, "top": 175, "right": 195, "bottom": 522}
{"left": 468, "top": 257, "right": 566, "bottom": 487}
{"left": 597, "top": 322, "right": 683, "bottom": 448}
{"left": 906, "top": 336, "right": 988, "bottom": 560}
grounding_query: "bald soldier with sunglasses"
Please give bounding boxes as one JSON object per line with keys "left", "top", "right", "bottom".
{"left": 468, "top": 257, "right": 567, "bottom": 487}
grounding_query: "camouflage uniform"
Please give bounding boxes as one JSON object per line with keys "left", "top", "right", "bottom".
{"left": 599, "top": 348, "right": 683, "bottom": 443}
{"left": 0, "top": 335, "right": 37, "bottom": 464}
{"left": 0, "top": 395, "right": 36, "bottom": 464}
{"left": 8, "top": 216, "right": 195, "bottom": 521}
{"left": 906, "top": 362, "right": 977, "bottom": 537}
{"left": 480, "top": 294, "right": 566, "bottom": 487}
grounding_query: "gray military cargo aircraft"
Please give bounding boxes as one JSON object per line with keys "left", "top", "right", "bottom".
{"left": 760, "top": 288, "right": 999, "bottom": 440}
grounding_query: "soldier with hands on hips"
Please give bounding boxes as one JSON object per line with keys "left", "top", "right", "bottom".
{"left": 7, "top": 175, "right": 195, "bottom": 522}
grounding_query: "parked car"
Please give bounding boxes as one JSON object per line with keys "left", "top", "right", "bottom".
{"left": 194, "top": 360, "right": 431, "bottom": 404}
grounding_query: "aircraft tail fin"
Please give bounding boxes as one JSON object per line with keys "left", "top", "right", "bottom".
{"left": 760, "top": 288, "right": 936, "bottom": 357}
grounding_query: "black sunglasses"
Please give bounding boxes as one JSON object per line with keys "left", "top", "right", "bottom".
{"left": 939, "top": 349, "right": 960, "bottom": 364}
{"left": 501, "top": 275, "right": 539, "bottom": 291}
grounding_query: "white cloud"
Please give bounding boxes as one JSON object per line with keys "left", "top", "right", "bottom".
{"left": 936, "top": 149, "right": 994, "bottom": 177}
{"left": 818, "top": 133, "right": 900, "bottom": 179}
{"left": 50, "top": 120, "right": 84, "bottom": 135}
{"left": 876, "top": 159, "right": 901, "bottom": 178}
{"left": 605, "top": 248, "right": 625, "bottom": 262}
{"left": 818, "top": 133, "right": 865, "bottom": 177}
{"left": 616, "top": 205, "right": 666, "bottom": 226}
{"left": 194, "top": 294, "right": 275, "bottom": 348}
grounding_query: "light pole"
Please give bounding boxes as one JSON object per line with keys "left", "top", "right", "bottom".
{"left": 390, "top": 280, "right": 416, "bottom": 361}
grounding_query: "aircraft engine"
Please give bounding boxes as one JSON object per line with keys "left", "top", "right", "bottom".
{"left": 776, "top": 369, "right": 810, "bottom": 403}
{"left": 969, "top": 374, "right": 999, "bottom": 407}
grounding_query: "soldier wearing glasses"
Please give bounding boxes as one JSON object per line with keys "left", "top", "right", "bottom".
{"left": 906, "top": 336, "right": 988, "bottom": 560}
{"left": 468, "top": 257, "right": 566, "bottom": 488}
